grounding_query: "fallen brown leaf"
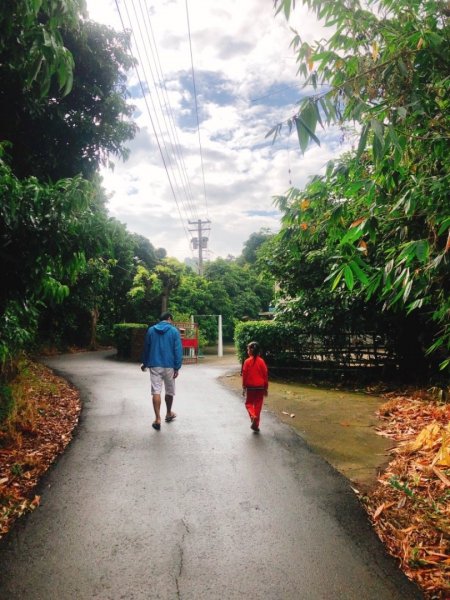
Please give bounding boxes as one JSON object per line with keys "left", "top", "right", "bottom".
{"left": 0, "top": 360, "right": 81, "bottom": 540}
{"left": 364, "top": 392, "right": 450, "bottom": 599}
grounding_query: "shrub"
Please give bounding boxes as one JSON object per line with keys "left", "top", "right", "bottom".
{"left": 113, "top": 323, "right": 147, "bottom": 359}
{"left": 234, "top": 321, "right": 301, "bottom": 364}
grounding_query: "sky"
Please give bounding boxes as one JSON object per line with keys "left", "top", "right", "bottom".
{"left": 85, "top": 0, "right": 350, "bottom": 265}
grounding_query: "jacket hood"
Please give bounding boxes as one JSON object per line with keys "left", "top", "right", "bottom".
{"left": 154, "top": 321, "right": 172, "bottom": 334}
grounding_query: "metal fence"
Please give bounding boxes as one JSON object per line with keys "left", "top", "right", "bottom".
{"left": 264, "top": 332, "right": 399, "bottom": 379}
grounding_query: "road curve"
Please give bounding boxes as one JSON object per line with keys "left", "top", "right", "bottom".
{"left": 0, "top": 350, "right": 422, "bottom": 599}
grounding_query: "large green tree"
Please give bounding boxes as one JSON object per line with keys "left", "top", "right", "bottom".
{"left": 0, "top": 2, "right": 138, "bottom": 366}
{"left": 203, "top": 256, "right": 274, "bottom": 339}
{"left": 0, "top": 0, "right": 85, "bottom": 98}
{"left": 0, "top": 14, "right": 136, "bottom": 180}
{"left": 237, "top": 228, "right": 273, "bottom": 266}
{"left": 0, "top": 158, "right": 92, "bottom": 362}
{"left": 270, "top": 0, "right": 449, "bottom": 373}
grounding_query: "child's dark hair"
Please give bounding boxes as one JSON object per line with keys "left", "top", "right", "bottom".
{"left": 240, "top": 341, "right": 261, "bottom": 375}
{"left": 247, "top": 341, "right": 261, "bottom": 358}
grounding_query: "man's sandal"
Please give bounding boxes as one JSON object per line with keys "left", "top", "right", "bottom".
{"left": 165, "top": 414, "right": 177, "bottom": 423}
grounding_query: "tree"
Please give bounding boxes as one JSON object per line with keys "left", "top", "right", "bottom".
{"left": 203, "top": 257, "right": 274, "bottom": 338}
{"left": 155, "top": 259, "right": 184, "bottom": 314}
{"left": 0, "top": 157, "right": 93, "bottom": 362}
{"left": 127, "top": 266, "right": 163, "bottom": 324}
{"left": 238, "top": 228, "right": 273, "bottom": 266}
{"left": 271, "top": 0, "right": 449, "bottom": 372}
{"left": 0, "top": 3, "right": 138, "bottom": 365}
{"left": 37, "top": 209, "right": 163, "bottom": 347}
{"left": 131, "top": 234, "right": 159, "bottom": 271}
{"left": 0, "top": 17, "right": 136, "bottom": 181}
{"left": 0, "top": 0, "right": 85, "bottom": 98}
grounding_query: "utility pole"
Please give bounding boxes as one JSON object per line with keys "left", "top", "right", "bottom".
{"left": 189, "top": 219, "right": 211, "bottom": 276}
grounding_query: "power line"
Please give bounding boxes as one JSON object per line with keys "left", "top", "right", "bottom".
{"left": 114, "top": 0, "right": 212, "bottom": 264}
{"left": 185, "top": 0, "right": 209, "bottom": 220}
{"left": 134, "top": 0, "right": 199, "bottom": 223}
{"left": 128, "top": 0, "right": 194, "bottom": 226}
{"left": 114, "top": 0, "right": 194, "bottom": 253}
{"left": 138, "top": 0, "right": 200, "bottom": 222}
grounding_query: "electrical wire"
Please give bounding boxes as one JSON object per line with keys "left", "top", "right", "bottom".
{"left": 114, "top": 0, "right": 194, "bottom": 253}
{"left": 185, "top": 0, "right": 209, "bottom": 220}
{"left": 138, "top": 0, "right": 200, "bottom": 222}
{"left": 128, "top": 0, "right": 194, "bottom": 226}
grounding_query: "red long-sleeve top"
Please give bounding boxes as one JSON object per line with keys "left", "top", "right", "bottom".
{"left": 242, "top": 356, "right": 268, "bottom": 390}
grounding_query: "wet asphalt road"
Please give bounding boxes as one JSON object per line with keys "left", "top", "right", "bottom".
{"left": 0, "top": 350, "right": 422, "bottom": 600}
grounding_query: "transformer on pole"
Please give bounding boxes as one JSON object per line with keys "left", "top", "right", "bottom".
{"left": 189, "top": 219, "right": 211, "bottom": 276}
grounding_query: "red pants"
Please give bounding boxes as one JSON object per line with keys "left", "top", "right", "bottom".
{"left": 245, "top": 389, "right": 264, "bottom": 427}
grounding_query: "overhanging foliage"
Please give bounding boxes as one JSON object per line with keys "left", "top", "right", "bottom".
{"left": 269, "top": 0, "right": 449, "bottom": 376}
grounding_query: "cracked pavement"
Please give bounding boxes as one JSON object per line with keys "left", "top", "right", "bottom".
{"left": 0, "top": 350, "right": 422, "bottom": 599}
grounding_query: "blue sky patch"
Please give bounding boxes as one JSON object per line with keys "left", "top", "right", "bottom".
{"left": 177, "top": 70, "right": 236, "bottom": 129}
{"left": 245, "top": 209, "right": 280, "bottom": 218}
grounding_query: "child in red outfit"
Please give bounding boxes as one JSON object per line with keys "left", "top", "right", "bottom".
{"left": 242, "top": 341, "right": 268, "bottom": 432}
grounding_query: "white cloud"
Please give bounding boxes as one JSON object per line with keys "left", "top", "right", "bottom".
{"left": 86, "top": 0, "right": 347, "bottom": 264}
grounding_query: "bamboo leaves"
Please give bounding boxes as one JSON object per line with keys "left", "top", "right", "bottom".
{"left": 268, "top": 0, "right": 450, "bottom": 372}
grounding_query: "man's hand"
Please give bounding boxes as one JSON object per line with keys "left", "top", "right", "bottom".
{"left": 173, "top": 369, "right": 179, "bottom": 379}
{"left": 140, "top": 364, "right": 146, "bottom": 372}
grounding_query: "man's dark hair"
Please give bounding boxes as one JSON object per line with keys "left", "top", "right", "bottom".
{"left": 159, "top": 312, "right": 173, "bottom": 321}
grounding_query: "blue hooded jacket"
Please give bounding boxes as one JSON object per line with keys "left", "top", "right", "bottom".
{"left": 141, "top": 321, "right": 183, "bottom": 370}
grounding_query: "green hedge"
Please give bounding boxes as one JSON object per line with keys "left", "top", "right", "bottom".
{"left": 234, "top": 320, "right": 402, "bottom": 382}
{"left": 234, "top": 321, "right": 303, "bottom": 364}
{"left": 113, "top": 323, "right": 147, "bottom": 359}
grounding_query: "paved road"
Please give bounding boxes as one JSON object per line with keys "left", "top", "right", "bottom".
{"left": 0, "top": 351, "right": 422, "bottom": 600}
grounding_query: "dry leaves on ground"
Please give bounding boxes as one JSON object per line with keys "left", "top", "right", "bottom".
{"left": 0, "top": 361, "right": 81, "bottom": 539}
{"left": 364, "top": 392, "right": 450, "bottom": 599}
{"left": 1, "top": 360, "right": 449, "bottom": 600}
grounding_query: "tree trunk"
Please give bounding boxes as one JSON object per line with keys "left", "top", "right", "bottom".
{"left": 89, "top": 307, "right": 99, "bottom": 350}
{"left": 161, "top": 289, "right": 168, "bottom": 314}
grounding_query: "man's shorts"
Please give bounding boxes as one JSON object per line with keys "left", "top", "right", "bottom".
{"left": 149, "top": 367, "right": 176, "bottom": 396}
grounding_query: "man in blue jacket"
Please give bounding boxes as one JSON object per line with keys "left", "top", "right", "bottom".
{"left": 141, "top": 312, "right": 183, "bottom": 431}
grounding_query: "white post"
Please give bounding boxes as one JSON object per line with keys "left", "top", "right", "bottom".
{"left": 190, "top": 315, "right": 195, "bottom": 358}
{"left": 218, "top": 314, "right": 223, "bottom": 357}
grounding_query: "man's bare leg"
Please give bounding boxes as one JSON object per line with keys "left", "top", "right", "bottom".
{"left": 152, "top": 393, "right": 161, "bottom": 428}
{"left": 165, "top": 394, "right": 176, "bottom": 421}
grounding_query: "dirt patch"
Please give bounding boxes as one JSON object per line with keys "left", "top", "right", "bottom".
{"left": 219, "top": 363, "right": 392, "bottom": 492}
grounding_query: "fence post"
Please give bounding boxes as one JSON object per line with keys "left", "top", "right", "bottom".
{"left": 218, "top": 315, "right": 223, "bottom": 357}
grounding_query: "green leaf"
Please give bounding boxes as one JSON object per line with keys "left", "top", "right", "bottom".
{"left": 339, "top": 223, "right": 365, "bottom": 246}
{"left": 372, "top": 134, "right": 383, "bottom": 163}
{"left": 384, "top": 259, "right": 394, "bottom": 276}
{"left": 356, "top": 123, "right": 369, "bottom": 159}
{"left": 344, "top": 265, "right": 354, "bottom": 290}
{"left": 350, "top": 260, "right": 369, "bottom": 286}
{"left": 326, "top": 267, "right": 344, "bottom": 291}
{"left": 370, "top": 119, "right": 384, "bottom": 144}
{"left": 439, "top": 358, "right": 450, "bottom": 371}
{"left": 265, "top": 124, "right": 279, "bottom": 140}
{"left": 295, "top": 104, "right": 321, "bottom": 152}
{"left": 414, "top": 240, "right": 429, "bottom": 262}
{"left": 437, "top": 218, "right": 450, "bottom": 236}
{"left": 403, "top": 279, "right": 413, "bottom": 302}
{"left": 295, "top": 117, "right": 309, "bottom": 153}
{"left": 407, "top": 298, "right": 424, "bottom": 313}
